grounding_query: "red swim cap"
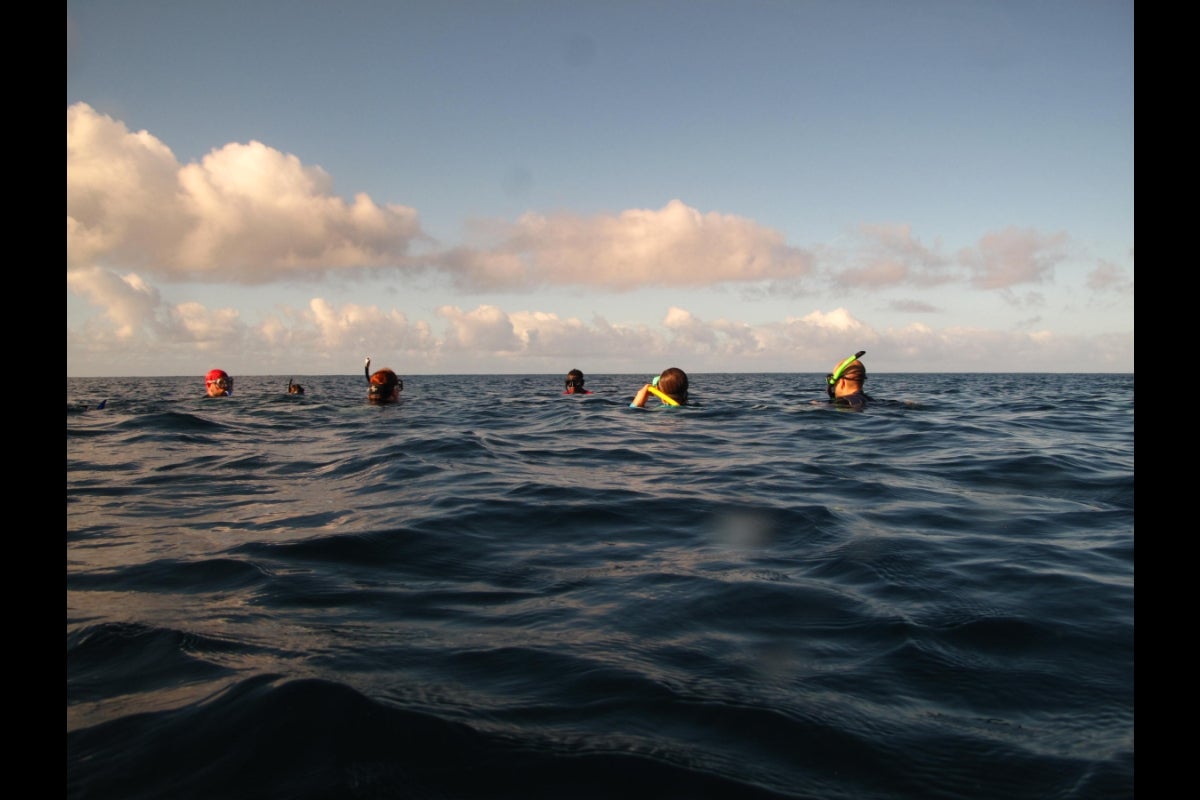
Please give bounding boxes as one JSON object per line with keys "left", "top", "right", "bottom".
{"left": 206, "top": 369, "right": 229, "bottom": 384}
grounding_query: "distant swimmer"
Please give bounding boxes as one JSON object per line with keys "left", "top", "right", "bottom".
{"left": 205, "top": 369, "right": 233, "bottom": 398}
{"left": 630, "top": 367, "right": 688, "bottom": 408}
{"left": 364, "top": 357, "right": 403, "bottom": 404}
{"left": 67, "top": 399, "right": 106, "bottom": 413}
{"left": 563, "top": 369, "right": 592, "bottom": 395}
{"left": 287, "top": 379, "right": 305, "bottom": 395}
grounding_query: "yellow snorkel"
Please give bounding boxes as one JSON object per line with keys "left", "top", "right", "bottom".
{"left": 645, "top": 375, "right": 681, "bottom": 406}
{"left": 826, "top": 350, "right": 866, "bottom": 398}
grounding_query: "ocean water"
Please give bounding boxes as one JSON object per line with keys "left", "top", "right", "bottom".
{"left": 66, "top": 373, "right": 1134, "bottom": 800}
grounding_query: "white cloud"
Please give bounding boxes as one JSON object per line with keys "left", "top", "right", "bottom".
{"left": 67, "top": 266, "right": 164, "bottom": 340}
{"left": 437, "top": 199, "right": 815, "bottom": 291}
{"left": 67, "top": 103, "right": 427, "bottom": 283}
{"left": 827, "top": 223, "right": 952, "bottom": 289}
{"left": 957, "top": 227, "right": 1068, "bottom": 290}
{"left": 66, "top": 280, "right": 1133, "bottom": 376}
{"left": 1086, "top": 260, "right": 1133, "bottom": 293}
{"left": 436, "top": 304, "right": 522, "bottom": 352}
{"left": 792, "top": 307, "right": 867, "bottom": 333}
{"left": 65, "top": 107, "right": 1133, "bottom": 375}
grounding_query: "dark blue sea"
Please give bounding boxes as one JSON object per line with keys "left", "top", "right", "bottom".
{"left": 66, "top": 373, "right": 1134, "bottom": 800}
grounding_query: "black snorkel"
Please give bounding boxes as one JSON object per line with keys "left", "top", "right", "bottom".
{"left": 365, "top": 357, "right": 384, "bottom": 400}
{"left": 365, "top": 356, "right": 380, "bottom": 399}
{"left": 827, "top": 350, "right": 866, "bottom": 399}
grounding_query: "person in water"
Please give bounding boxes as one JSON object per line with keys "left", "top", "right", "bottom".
{"left": 364, "top": 357, "right": 403, "bottom": 403}
{"left": 287, "top": 379, "right": 304, "bottom": 395}
{"left": 825, "top": 351, "right": 871, "bottom": 410}
{"left": 563, "top": 369, "right": 592, "bottom": 395}
{"left": 630, "top": 367, "right": 688, "bottom": 408}
{"left": 205, "top": 369, "right": 233, "bottom": 397}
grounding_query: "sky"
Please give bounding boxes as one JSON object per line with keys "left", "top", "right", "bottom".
{"left": 66, "top": 0, "right": 1133, "bottom": 377}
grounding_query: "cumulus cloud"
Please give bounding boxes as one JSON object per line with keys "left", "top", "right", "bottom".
{"left": 435, "top": 199, "right": 814, "bottom": 291}
{"left": 827, "top": 223, "right": 952, "bottom": 289}
{"left": 1086, "top": 260, "right": 1133, "bottom": 293}
{"left": 172, "top": 301, "right": 245, "bottom": 345}
{"left": 65, "top": 107, "right": 1132, "bottom": 375}
{"left": 67, "top": 266, "right": 167, "bottom": 340}
{"left": 67, "top": 102, "right": 428, "bottom": 283}
{"left": 436, "top": 304, "right": 522, "bottom": 352}
{"left": 505, "top": 310, "right": 610, "bottom": 357}
{"left": 69, "top": 104, "right": 1093, "bottom": 303}
{"left": 66, "top": 276, "right": 1133, "bottom": 376}
{"left": 957, "top": 226, "right": 1068, "bottom": 290}
{"left": 792, "top": 307, "right": 868, "bottom": 333}
{"left": 888, "top": 299, "right": 940, "bottom": 313}
{"left": 818, "top": 223, "right": 1080, "bottom": 296}
{"left": 67, "top": 263, "right": 252, "bottom": 348}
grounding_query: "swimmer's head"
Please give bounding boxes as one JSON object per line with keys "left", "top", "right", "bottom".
{"left": 656, "top": 367, "right": 688, "bottom": 404}
{"left": 826, "top": 352, "right": 866, "bottom": 398}
{"left": 205, "top": 369, "right": 232, "bottom": 396}
{"left": 368, "top": 369, "right": 402, "bottom": 402}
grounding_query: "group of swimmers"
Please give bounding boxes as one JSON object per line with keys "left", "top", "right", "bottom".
{"left": 574, "top": 351, "right": 868, "bottom": 409}
{"left": 202, "top": 351, "right": 870, "bottom": 409}
{"left": 204, "top": 360, "right": 402, "bottom": 403}
{"left": 567, "top": 351, "right": 871, "bottom": 409}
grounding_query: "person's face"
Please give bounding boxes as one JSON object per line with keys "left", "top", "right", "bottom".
{"left": 369, "top": 384, "right": 398, "bottom": 402}
{"left": 206, "top": 377, "right": 231, "bottom": 396}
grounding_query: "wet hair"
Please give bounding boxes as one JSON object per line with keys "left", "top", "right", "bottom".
{"left": 368, "top": 369, "right": 402, "bottom": 401}
{"left": 657, "top": 367, "right": 689, "bottom": 404}
{"left": 839, "top": 361, "right": 866, "bottom": 383}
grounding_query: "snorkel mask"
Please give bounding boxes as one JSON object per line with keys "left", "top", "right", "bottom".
{"left": 206, "top": 371, "right": 232, "bottom": 395}
{"left": 826, "top": 351, "right": 866, "bottom": 399}
{"left": 368, "top": 376, "right": 403, "bottom": 397}
{"left": 565, "top": 376, "right": 585, "bottom": 392}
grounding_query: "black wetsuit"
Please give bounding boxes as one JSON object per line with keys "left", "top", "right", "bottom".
{"left": 832, "top": 391, "right": 870, "bottom": 410}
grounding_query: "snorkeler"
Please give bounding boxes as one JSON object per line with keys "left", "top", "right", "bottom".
{"left": 205, "top": 369, "right": 233, "bottom": 397}
{"left": 364, "top": 357, "right": 403, "bottom": 403}
{"left": 563, "top": 369, "right": 592, "bottom": 395}
{"left": 630, "top": 367, "right": 688, "bottom": 408}
{"left": 825, "top": 351, "right": 870, "bottom": 410}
